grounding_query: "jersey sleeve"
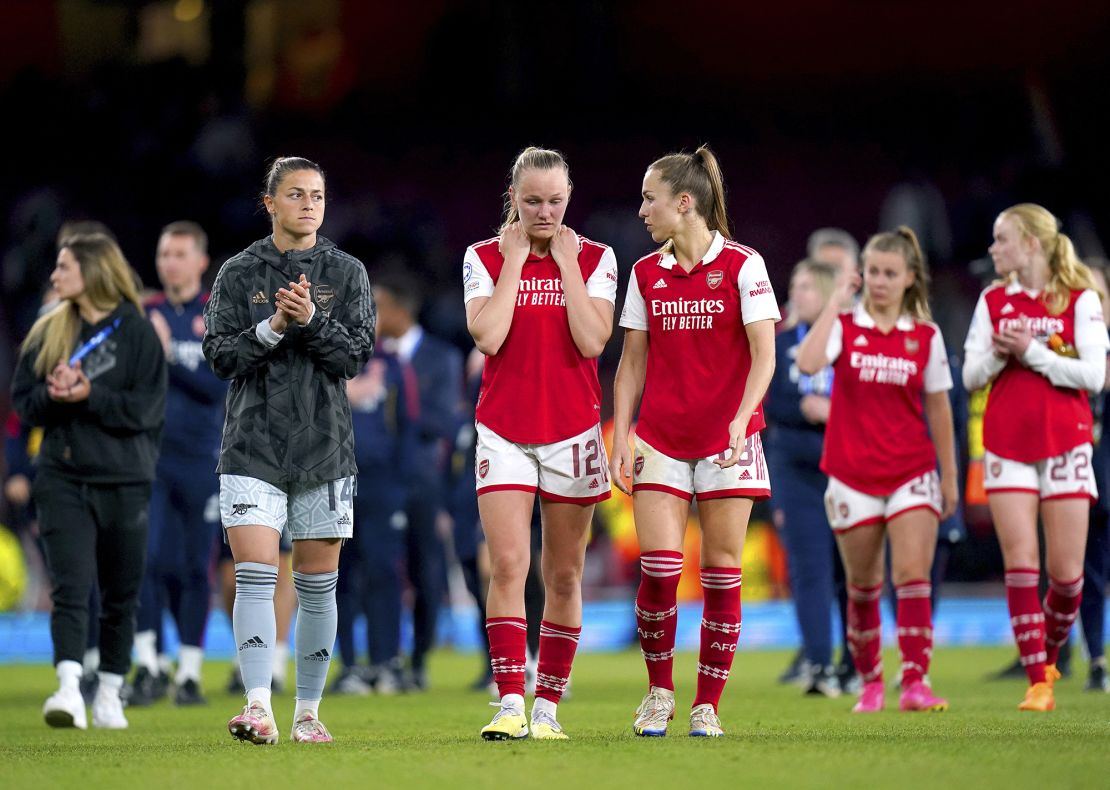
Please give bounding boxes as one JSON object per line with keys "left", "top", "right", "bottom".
{"left": 618, "top": 268, "right": 648, "bottom": 330}
{"left": 924, "top": 327, "right": 954, "bottom": 393}
{"left": 737, "top": 253, "right": 782, "bottom": 324}
{"left": 463, "top": 247, "right": 494, "bottom": 304}
{"left": 825, "top": 317, "right": 844, "bottom": 364}
{"left": 585, "top": 246, "right": 619, "bottom": 303}
{"left": 962, "top": 291, "right": 1006, "bottom": 391}
{"left": 1020, "top": 289, "right": 1109, "bottom": 393}
{"left": 1074, "top": 289, "right": 1110, "bottom": 353}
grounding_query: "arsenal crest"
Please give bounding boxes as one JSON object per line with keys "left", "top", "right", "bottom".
{"left": 838, "top": 503, "right": 849, "bottom": 519}
{"left": 314, "top": 283, "right": 337, "bottom": 314}
{"left": 706, "top": 270, "right": 724, "bottom": 290}
{"left": 989, "top": 461, "right": 1002, "bottom": 478}
{"left": 904, "top": 337, "right": 920, "bottom": 354}
{"left": 634, "top": 456, "right": 645, "bottom": 475}
{"left": 478, "top": 459, "right": 490, "bottom": 479}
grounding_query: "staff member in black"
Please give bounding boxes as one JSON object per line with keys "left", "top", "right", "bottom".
{"left": 11, "top": 232, "right": 167, "bottom": 730}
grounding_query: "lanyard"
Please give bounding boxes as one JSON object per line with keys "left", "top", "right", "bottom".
{"left": 69, "top": 318, "right": 121, "bottom": 366}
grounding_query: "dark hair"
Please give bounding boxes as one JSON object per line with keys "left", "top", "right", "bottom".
{"left": 262, "top": 156, "right": 326, "bottom": 203}
{"left": 57, "top": 220, "right": 115, "bottom": 251}
{"left": 160, "top": 220, "right": 208, "bottom": 255}
{"left": 373, "top": 268, "right": 423, "bottom": 316}
{"left": 648, "top": 144, "right": 731, "bottom": 241}
{"left": 501, "top": 146, "right": 571, "bottom": 231}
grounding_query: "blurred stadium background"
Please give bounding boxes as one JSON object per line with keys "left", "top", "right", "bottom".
{"left": 2, "top": 0, "right": 1109, "bottom": 659}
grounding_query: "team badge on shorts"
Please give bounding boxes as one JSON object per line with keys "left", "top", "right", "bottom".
{"left": 634, "top": 456, "right": 644, "bottom": 474}
{"left": 904, "top": 337, "right": 919, "bottom": 354}
{"left": 989, "top": 461, "right": 1002, "bottom": 478}
{"left": 706, "top": 270, "right": 724, "bottom": 289}
{"left": 839, "top": 502, "right": 850, "bottom": 519}
{"left": 478, "top": 459, "right": 489, "bottom": 479}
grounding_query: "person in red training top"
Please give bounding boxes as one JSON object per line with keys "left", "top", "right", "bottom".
{"left": 463, "top": 146, "right": 617, "bottom": 740}
{"left": 796, "top": 226, "right": 957, "bottom": 715}
{"left": 610, "top": 145, "right": 779, "bottom": 738}
{"left": 963, "top": 203, "right": 1109, "bottom": 713}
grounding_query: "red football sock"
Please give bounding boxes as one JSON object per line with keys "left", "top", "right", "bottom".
{"left": 895, "top": 579, "right": 933, "bottom": 686}
{"left": 486, "top": 617, "right": 527, "bottom": 699}
{"left": 1043, "top": 575, "right": 1083, "bottom": 666}
{"left": 847, "top": 583, "right": 883, "bottom": 684}
{"left": 693, "top": 567, "right": 742, "bottom": 711}
{"left": 1005, "top": 568, "right": 1046, "bottom": 684}
{"left": 636, "top": 551, "right": 683, "bottom": 691}
{"left": 535, "top": 620, "right": 581, "bottom": 704}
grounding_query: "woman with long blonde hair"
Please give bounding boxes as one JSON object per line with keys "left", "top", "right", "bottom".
{"left": 963, "top": 204, "right": 1109, "bottom": 712}
{"left": 797, "top": 226, "right": 957, "bottom": 715}
{"left": 11, "top": 232, "right": 167, "bottom": 731}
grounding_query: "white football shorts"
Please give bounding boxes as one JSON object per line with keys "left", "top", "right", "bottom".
{"left": 475, "top": 422, "right": 611, "bottom": 504}
{"left": 632, "top": 433, "right": 771, "bottom": 502}
{"left": 219, "top": 474, "right": 355, "bottom": 540}
{"left": 824, "top": 471, "right": 941, "bottom": 532}
{"left": 983, "top": 444, "right": 1097, "bottom": 501}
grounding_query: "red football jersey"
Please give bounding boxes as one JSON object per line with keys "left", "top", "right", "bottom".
{"left": 972, "top": 284, "right": 1100, "bottom": 462}
{"left": 464, "top": 235, "right": 618, "bottom": 444}
{"left": 619, "top": 232, "right": 780, "bottom": 458}
{"left": 820, "top": 304, "right": 952, "bottom": 496}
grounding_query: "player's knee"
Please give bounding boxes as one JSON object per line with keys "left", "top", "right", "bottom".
{"left": 543, "top": 565, "right": 582, "bottom": 601}
{"left": 488, "top": 551, "right": 529, "bottom": 588}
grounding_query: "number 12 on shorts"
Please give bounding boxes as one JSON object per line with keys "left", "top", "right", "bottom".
{"left": 571, "top": 439, "right": 608, "bottom": 482}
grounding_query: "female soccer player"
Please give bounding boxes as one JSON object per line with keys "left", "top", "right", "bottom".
{"left": 464, "top": 146, "right": 617, "bottom": 740}
{"left": 963, "top": 204, "right": 1108, "bottom": 712}
{"left": 203, "top": 156, "right": 375, "bottom": 743}
{"left": 12, "top": 232, "right": 167, "bottom": 730}
{"left": 610, "top": 146, "right": 780, "bottom": 737}
{"left": 796, "top": 227, "right": 957, "bottom": 714}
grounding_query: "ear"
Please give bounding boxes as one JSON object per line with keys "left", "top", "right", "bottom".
{"left": 678, "top": 192, "right": 693, "bottom": 214}
{"left": 565, "top": 183, "right": 573, "bottom": 200}
{"left": 263, "top": 195, "right": 275, "bottom": 216}
{"left": 200, "top": 255, "right": 210, "bottom": 274}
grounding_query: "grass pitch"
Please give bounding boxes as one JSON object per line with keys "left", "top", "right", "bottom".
{"left": 2, "top": 647, "right": 1107, "bottom": 789}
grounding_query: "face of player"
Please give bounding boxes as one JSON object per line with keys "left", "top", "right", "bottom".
{"left": 813, "top": 243, "right": 858, "bottom": 276}
{"left": 988, "top": 214, "right": 1033, "bottom": 277}
{"left": 863, "top": 250, "right": 914, "bottom": 313}
{"left": 790, "top": 269, "right": 827, "bottom": 325}
{"left": 510, "top": 168, "right": 570, "bottom": 242}
{"left": 50, "top": 248, "right": 86, "bottom": 302}
{"left": 265, "top": 169, "right": 326, "bottom": 240}
{"left": 639, "top": 168, "right": 684, "bottom": 244}
{"left": 156, "top": 233, "right": 208, "bottom": 295}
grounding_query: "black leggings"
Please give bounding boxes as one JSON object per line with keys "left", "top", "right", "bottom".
{"left": 35, "top": 474, "right": 150, "bottom": 675}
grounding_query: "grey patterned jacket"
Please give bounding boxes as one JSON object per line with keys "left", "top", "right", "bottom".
{"left": 203, "top": 235, "right": 375, "bottom": 485}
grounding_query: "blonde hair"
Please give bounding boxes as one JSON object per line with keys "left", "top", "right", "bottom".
{"left": 861, "top": 226, "right": 932, "bottom": 321}
{"left": 648, "top": 144, "right": 731, "bottom": 254}
{"left": 999, "top": 203, "right": 1101, "bottom": 315}
{"left": 22, "top": 233, "right": 143, "bottom": 377}
{"left": 783, "top": 259, "right": 837, "bottom": 329}
{"left": 500, "top": 146, "right": 571, "bottom": 232}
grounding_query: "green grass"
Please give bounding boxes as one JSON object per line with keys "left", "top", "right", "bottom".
{"left": 1, "top": 647, "right": 1107, "bottom": 789}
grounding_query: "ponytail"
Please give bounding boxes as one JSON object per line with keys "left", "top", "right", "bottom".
{"left": 648, "top": 144, "right": 732, "bottom": 251}
{"left": 862, "top": 225, "right": 932, "bottom": 321}
{"left": 1001, "top": 204, "right": 1102, "bottom": 314}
